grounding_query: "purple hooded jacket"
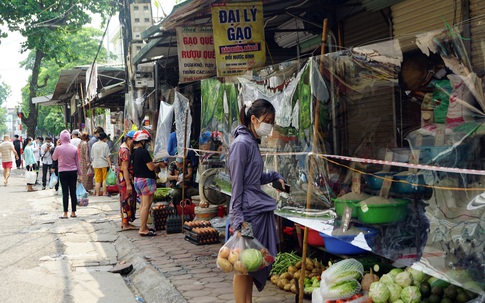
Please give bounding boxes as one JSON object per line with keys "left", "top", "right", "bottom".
{"left": 52, "top": 130, "right": 81, "bottom": 174}
{"left": 227, "top": 125, "right": 282, "bottom": 291}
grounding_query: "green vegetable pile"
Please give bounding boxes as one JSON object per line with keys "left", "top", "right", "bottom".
{"left": 317, "top": 259, "right": 363, "bottom": 301}
{"left": 369, "top": 266, "right": 480, "bottom": 303}
{"left": 154, "top": 188, "right": 171, "bottom": 201}
{"left": 269, "top": 251, "right": 301, "bottom": 275}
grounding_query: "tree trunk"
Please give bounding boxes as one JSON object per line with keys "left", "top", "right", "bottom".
{"left": 21, "top": 49, "right": 44, "bottom": 138}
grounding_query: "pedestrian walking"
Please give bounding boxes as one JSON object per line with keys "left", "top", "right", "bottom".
{"left": 52, "top": 130, "right": 81, "bottom": 219}
{"left": 13, "top": 134, "right": 22, "bottom": 169}
{"left": 70, "top": 130, "right": 81, "bottom": 148}
{"left": 0, "top": 135, "right": 19, "bottom": 186}
{"left": 40, "top": 137, "right": 55, "bottom": 190}
{"left": 79, "top": 132, "right": 94, "bottom": 194}
{"left": 227, "top": 99, "right": 285, "bottom": 302}
{"left": 50, "top": 139, "right": 60, "bottom": 194}
{"left": 91, "top": 132, "right": 111, "bottom": 196}
{"left": 33, "top": 136, "right": 42, "bottom": 184}
{"left": 23, "top": 137, "right": 37, "bottom": 192}
{"left": 116, "top": 130, "right": 137, "bottom": 230}
{"left": 131, "top": 130, "right": 165, "bottom": 236}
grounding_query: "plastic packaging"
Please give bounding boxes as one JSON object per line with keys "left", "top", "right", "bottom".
{"left": 76, "top": 183, "right": 89, "bottom": 206}
{"left": 49, "top": 174, "right": 58, "bottom": 189}
{"left": 216, "top": 233, "right": 274, "bottom": 275}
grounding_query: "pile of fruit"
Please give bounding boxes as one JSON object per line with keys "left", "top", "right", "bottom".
{"left": 217, "top": 246, "right": 273, "bottom": 274}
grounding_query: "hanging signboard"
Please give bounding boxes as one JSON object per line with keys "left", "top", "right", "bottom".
{"left": 176, "top": 27, "right": 216, "bottom": 83}
{"left": 85, "top": 63, "right": 97, "bottom": 102}
{"left": 211, "top": 1, "right": 266, "bottom": 77}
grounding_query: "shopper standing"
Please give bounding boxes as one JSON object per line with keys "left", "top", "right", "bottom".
{"left": 22, "top": 137, "right": 37, "bottom": 192}
{"left": 13, "top": 135, "right": 22, "bottom": 169}
{"left": 116, "top": 130, "right": 137, "bottom": 230}
{"left": 227, "top": 99, "right": 285, "bottom": 302}
{"left": 52, "top": 130, "right": 81, "bottom": 219}
{"left": 33, "top": 136, "right": 42, "bottom": 184}
{"left": 40, "top": 137, "right": 54, "bottom": 190}
{"left": 91, "top": 132, "right": 111, "bottom": 196}
{"left": 0, "top": 135, "right": 19, "bottom": 186}
{"left": 79, "top": 132, "right": 94, "bottom": 194}
{"left": 131, "top": 130, "right": 164, "bottom": 236}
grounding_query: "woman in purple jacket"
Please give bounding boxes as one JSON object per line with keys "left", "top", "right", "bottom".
{"left": 52, "top": 130, "right": 81, "bottom": 219}
{"left": 227, "top": 99, "right": 285, "bottom": 303}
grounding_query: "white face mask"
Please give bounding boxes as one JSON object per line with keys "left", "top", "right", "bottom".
{"left": 255, "top": 118, "right": 273, "bottom": 137}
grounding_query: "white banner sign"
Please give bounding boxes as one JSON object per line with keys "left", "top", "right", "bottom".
{"left": 176, "top": 27, "right": 216, "bottom": 83}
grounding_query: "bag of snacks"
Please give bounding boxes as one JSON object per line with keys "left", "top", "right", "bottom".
{"left": 216, "top": 233, "right": 274, "bottom": 275}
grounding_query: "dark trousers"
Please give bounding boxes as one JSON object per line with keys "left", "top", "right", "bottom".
{"left": 59, "top": 171, "right": 77, "bottom": 213}
{"left": 15, "top": 155, "right": 21, "bottom": 168}
{"left": 42, "top": 163, "right": 52, "bottom": 187}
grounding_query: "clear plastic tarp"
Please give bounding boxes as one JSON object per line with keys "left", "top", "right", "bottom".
{"left": 193, "top": 18, "right": 485, "bottom": 296}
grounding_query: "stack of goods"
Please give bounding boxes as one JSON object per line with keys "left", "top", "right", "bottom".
{"left": 151, "top": 203, "right": 174, "bottom": 231}
{"left": 183, "top": 220, "right": 212, "bottom": 230}
{"left": 184, "top": 223, "right": 220, "bottom": 245}
{"left": 166, "top": 214, "right": 190, "bottom": 234}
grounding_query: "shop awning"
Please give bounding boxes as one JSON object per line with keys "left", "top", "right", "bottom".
{"left": 133, "top": 0, "right": 360, "bottom": 66}
{"left": 32, "top": 94, "right": 57, "bottom": 106}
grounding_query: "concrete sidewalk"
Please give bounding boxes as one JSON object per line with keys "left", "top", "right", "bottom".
{"left": 7, "top": 168, "right": 307, "bottom": 303}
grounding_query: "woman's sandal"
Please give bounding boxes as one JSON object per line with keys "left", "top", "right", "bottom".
{"left": 139, "top": 231, "right": 157, "bottom": 237}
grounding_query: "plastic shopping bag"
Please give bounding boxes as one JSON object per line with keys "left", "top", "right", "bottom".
{"left": 25, "top": 171, "right": 36, "bottom": 185}
{"left": 106, "top": 168, "right": 116, "bottom": 185}
{"left": 76, "top": 183, "right": 89, "bottom": 206}
{"left": 216, "top": 233, "right": 274, "bottom": 275}
{"left": 49, "top": 174, "right": 58, "bottom": 189}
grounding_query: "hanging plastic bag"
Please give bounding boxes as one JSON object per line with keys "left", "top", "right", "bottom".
{"left": 216, "top": 232, "right": 274, "bottom": 275}
{"left": 49, "top": 174, "right": 58, "bottom": 189}
{"left": 87, "top": 167, "right": 94, "bottom": 176}
{"left": 106, "top": 168, "right": 116, "bottom": 185}
{"left": 76, "top": 183, "right": 89, "bottom": 206}
{"left": 25, "top": 171, "right": 36, "bottom": 185}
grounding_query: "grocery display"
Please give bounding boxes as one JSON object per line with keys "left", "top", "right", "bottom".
{"left": 151, "top": 203, "right": 174, "bottom": 231}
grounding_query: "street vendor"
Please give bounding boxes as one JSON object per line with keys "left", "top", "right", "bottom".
{"left": 227, "top": 99, "right": 287, "bottom": 302}
{"left": 168, "top": 157, "right": 199, "bottom": 207}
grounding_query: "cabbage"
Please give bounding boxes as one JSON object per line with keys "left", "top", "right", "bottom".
{"left": 389, "top": 268, "right": 404, "bottom": 279}
{"left": 386, "top": 283, "right": 402, "bottom": 302}
{"left": 240, "top": 248, "right": 263, "bottom": 272}
{"left": 380, "top": 273, "right": 395, "bottom": 285}
{"left": 369, "top": 282, "right": 390, "bottom": 303}
{"left": 393, "top": 300, "right": 404, "bottom": 303}
{"left": 406, "top": 267, "right": 427, "bottom": 285}
{"left": 400, "top": 285, "right": 421, "bottom": 303}
{"left": 395, "top": 271, "right": 413, "bottom": 287}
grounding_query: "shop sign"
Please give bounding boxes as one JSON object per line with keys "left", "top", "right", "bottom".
{"left": 211, "top": 1, "right": 265, "bottom": 77}
{"left": 176, "top": 27, "right": 216, "bottom": 83}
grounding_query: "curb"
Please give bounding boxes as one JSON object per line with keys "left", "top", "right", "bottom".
{"left": 115, "top": 225, "right": 189, "bottom": 303}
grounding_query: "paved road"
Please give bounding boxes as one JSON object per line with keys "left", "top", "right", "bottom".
{"left": 0, "top": 168, "right": 137, "bottom": 303}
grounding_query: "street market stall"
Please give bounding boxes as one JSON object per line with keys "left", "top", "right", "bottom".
{"left": 189, "top": 18, "right": 485, "bottom": 303}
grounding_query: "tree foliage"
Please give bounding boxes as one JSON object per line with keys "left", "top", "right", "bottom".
{"left": 0, "top": 0, "right": 113, "bottom": 137}
{"left": 18, "top": 27, "right": 112, "bottom": 136}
